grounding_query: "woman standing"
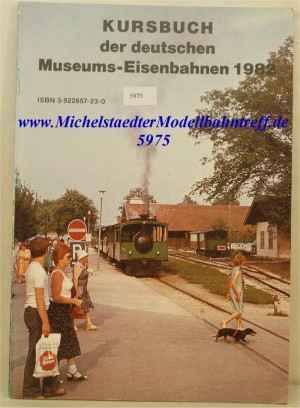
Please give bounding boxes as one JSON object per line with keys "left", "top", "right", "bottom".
{"left": 48, "top": 243, "right": 88, "bottom": 381}
{"left": 221, "top": 254, "right": 246, "bottom": 330}
{"left": 13, "top": 239, "right": 20, "bottom": 283}
{"left": 44, "top": 241, "right": 53, "bottom": 275}
{"left": 73, "top": 250, "right": 96, "bottom": 331}
{"left": 18, "top": 242, "right": 31, "bottom": 283}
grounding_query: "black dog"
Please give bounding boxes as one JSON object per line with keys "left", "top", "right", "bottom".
{"left": 214, "top": 327, "right": 257, "bottom": 343}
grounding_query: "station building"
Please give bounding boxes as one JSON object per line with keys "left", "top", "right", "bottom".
{"left": 120, "top": 199, "right": 249, "bottom": 251}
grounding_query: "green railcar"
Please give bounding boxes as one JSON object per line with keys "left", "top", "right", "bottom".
{"left": 195, "top": 230, "right": 229, "bottom": 257}
{"left": 101, "top": 216, "right": 168, "bottom": 276}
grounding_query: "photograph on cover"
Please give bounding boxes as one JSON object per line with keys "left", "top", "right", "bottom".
{"left": 10, "top": 2, "right": 293, "bottom": 403}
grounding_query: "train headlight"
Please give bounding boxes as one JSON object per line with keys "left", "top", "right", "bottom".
{"left": 129, "top": 251, "right": 132, "bottom": 255}
{"left": 156, "top": 251, "right": 160, "bottom": 255}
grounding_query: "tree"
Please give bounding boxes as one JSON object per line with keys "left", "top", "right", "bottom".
{"left": 14, "top": 175, "right": 98, "bottom": 238}
{"left": 211, "top": 198, "right": 240, "bottom": 206}
{"left": 35, "top": 199, "right": 57, "bottom": 237}
{"left": 14, "top": 172, "right": 39, "bottom": 240}
{"left": 231, "top": 226, "right": 256, "bottom": 244}
{"left": 52, "top": 189, "right": 98, "bottom": 236}
{"left": 189, "top": 36, "right": 292, "bottom": 236}
{"left": 210, "top": 217, "right": 228, "bottom": 231}
{"left": 123, "top": 187, "right": 157, "bottom": 203}
{"left": 119, "top": 187, "right": 157, "bottom": 212}
{"left": 177, "top": 195, "right": 199, "bottom": 205}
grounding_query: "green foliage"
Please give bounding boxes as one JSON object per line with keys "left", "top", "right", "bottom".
{"left": 14, "top": 173, "right": 38, "bottom": 241}
{"left": 52, "top": 189, "right": 98, "bottom": 235}
{"left": 211, "top": 197, "right": 240, "bottom": 206}
{"left": 14, "top": 174, "right": 98, "bottom": 239}
{"left": 177, "top": 195, "right": 199, "bottom": 205}
{"left": 119, "top": 186, "right": 157, "bottom": 212}
{"left": 124, "top": 187, "right": 157, "bottom": 203}
{"left": 189, "top": 36, "right": 293, "bottom": 236}
{"left": 231, "top": 226, "right": 256, "bottom": 244}
{"left": 35, "top": 199, "right": 56, "bottom": 237}
{"left": 243, "top": 287, "right": 273, "bottom": 304}
{"left": 251, "top": 261, "right": 290, "bottom": 280}
{"left": 210, "top": 216, "right": 228, "bottom": 231}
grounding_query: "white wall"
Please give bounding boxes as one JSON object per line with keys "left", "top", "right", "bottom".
{"left": 256, "top": 222, "right": 277, "bottom": 258}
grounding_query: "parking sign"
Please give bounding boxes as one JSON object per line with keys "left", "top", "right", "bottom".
{"left": 69, "top": 241, "right": 87, "bottom": 267}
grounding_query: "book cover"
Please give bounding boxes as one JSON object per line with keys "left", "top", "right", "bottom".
{"left": 10, "top": 1, "right": 294, "bottom": 404}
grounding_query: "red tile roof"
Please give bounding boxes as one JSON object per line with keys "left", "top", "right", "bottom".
{"left": 123, "top": 203, "right": 249, "bottom": 232}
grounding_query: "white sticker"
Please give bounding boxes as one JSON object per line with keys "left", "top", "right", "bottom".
{"left": 123, "top": 87, "right": 157, "bottom": 106}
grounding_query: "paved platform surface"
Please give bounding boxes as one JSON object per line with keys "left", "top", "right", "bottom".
{"left": 9, "top": 249, "right": 291, "bottom": 404}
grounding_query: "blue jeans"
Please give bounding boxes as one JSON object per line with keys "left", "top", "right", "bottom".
{"left": 23, "top": 307, "right": 59, "bottom": 398}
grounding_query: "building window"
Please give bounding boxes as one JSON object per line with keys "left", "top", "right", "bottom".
{"left": 268, "top": 231, "right": 274, "bottom": 250}
{"left": 260, "top": 231, "right": 265, "bottom": 249}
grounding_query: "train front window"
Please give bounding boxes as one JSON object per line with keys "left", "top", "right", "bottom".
{"left": 152, "top": 225, "right": 166, "bottom": 242}
{"left": 121, "top": 225, "right": 141, "bottom": 242}
{"left": 121, "top": 224, "right": 167, "bottom": 242}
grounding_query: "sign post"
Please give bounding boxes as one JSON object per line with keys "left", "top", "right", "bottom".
{"left": 68, "top": 219, "right": 87, "bottom": 266}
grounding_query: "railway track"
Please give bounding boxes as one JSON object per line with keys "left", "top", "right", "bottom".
{"left": 156, "top": 274, "right": 289, "bottom": 342}
{"left": 141, "top": 274, "right": 289, "bottom": 376}
{"left": 169, "top": 253, "right": 290, "bottom": 298}
{"left": 202, "top": 319, "right": 289, "bottom": 376}
{"left": 99, "top": 254, "right": 289, "bottom": 376}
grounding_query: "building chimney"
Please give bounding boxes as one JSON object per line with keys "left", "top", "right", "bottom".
{"left": 129, "top": 197, "right": 145, "bottom": 205}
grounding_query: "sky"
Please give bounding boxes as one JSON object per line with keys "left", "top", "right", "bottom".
{"left": 14, "top": 3, "right": 293, "bottom": 226}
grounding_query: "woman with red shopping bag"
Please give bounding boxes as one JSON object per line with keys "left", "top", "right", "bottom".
{"left": 48, "top": 243, "right": 88, "bottom": 382}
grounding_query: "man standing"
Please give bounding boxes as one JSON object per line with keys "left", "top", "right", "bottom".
{"left": 23, "top": 236, "right": 66, "bottom": 399}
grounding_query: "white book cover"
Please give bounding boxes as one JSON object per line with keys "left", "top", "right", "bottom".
{"left": 5, "top": 1, "right": 298, "bottom": 405}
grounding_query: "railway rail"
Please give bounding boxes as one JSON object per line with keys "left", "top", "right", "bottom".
{"left": 169, "top": 252, "right": 290, "bottom": 298}
{"left": 99, "top": 253, "right": 289, "bottom": 376}
{"left": 202, "top": 319, "right": 289, "bottom": 376}
{"left": 156, "top": 273, "right": 289, "bottom": 342}
{"left": 142, "top": 273, "right": 289, "bottom": 376}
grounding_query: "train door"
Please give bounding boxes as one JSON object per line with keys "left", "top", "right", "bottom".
{"left": 113, "top": 225, "right": 120, "bottom": 261}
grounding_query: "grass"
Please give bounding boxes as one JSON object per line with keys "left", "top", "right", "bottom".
{"left": 171, "top": 249, "right": 290, "bottom": 280}
{"left": 249, "top": 261, "right": 290, "bottom": 280}
{"left": 163, "top": 257, "right": 274, "bottom": 305}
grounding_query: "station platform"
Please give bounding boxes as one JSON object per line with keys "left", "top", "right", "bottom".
{"left": 9, "top": 248, "right": 290, "bottom": 404}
